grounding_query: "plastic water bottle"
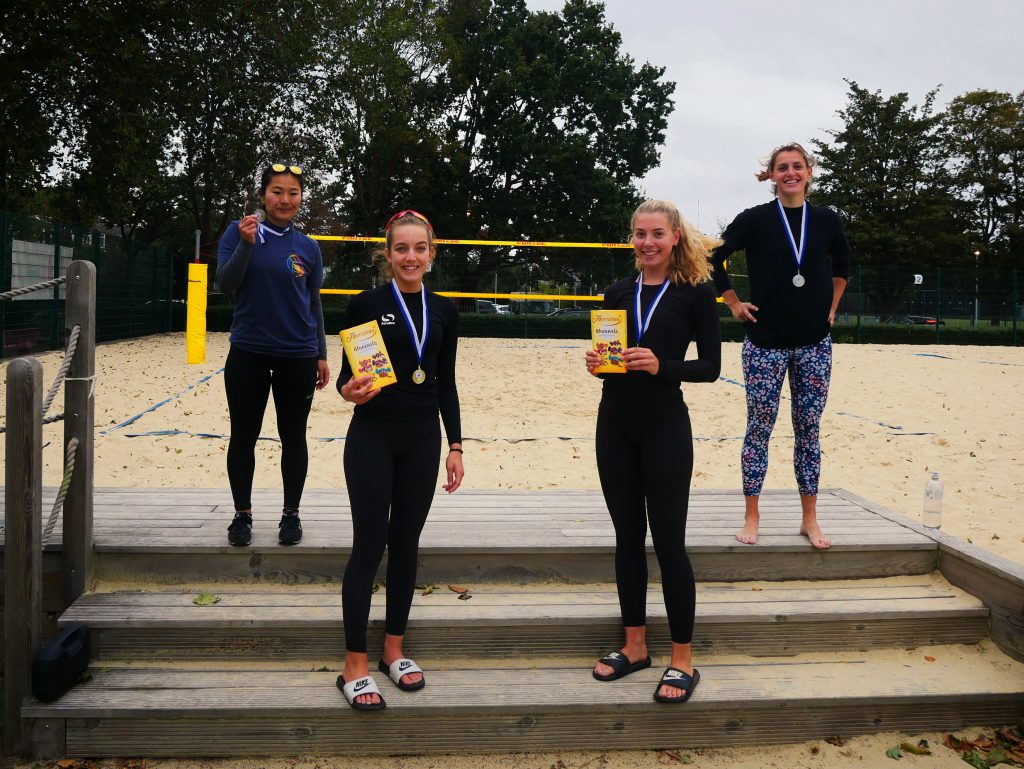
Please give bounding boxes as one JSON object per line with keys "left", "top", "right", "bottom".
{"left": 923, "top": 471, "right": 943, "bottom": 528}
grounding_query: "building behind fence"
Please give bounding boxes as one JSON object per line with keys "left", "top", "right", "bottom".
{"left": 0, "top": 210, "right": 174, "bottom": 359}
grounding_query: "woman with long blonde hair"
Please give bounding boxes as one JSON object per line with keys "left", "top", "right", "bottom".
{"left": 585, "top": 199, "right": 721, "bottom": 703}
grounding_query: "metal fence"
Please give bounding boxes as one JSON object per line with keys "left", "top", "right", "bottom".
{"left": 0, "top": 210, "right": 174, "bottom": 358}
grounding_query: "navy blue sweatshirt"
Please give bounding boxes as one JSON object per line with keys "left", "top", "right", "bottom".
{"left": 217, "top": 220, "right": 327, "bottom": 359}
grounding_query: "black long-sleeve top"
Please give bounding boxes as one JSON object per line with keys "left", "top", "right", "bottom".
{"left": 711, "top": 201, "right": 851, "bottom": 348}
{"left": 599, "top": 276, "right": 722, "bottom": 416}
{"left": 337, "top": 284, "right": 462, "bottom": 445}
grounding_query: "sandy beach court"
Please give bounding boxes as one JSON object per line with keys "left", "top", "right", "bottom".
{"left": 12, "top": 332, "right": 1023, "bottom": 566}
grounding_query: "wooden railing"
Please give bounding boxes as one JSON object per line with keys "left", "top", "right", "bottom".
{"left": 3, "top": 260, "right": 95, "bottom": 754}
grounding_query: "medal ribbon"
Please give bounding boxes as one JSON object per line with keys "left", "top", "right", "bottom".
{"left": 257, "top": 222, "right": 291, "bottom": 245}
{"left": 390, "top": 279, "right": 429, "bottom": 369}
{"left": 634, "top": 274, "right": 670, "bottom": 343}
{"left": 776, "top": 199, "right": 807, "bottom": 273}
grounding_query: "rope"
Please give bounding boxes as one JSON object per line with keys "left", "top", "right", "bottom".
{"left": 40, "top": 325, "right": 80, "bottom": 418}
{"left": 42, "top": 437, "right": 79, "bottom": 543}
{"left": 0, "top": 276, "right": 66, "bottom": 301}
{"left": 0, "top": 413, "right": 64, "bottom": 435}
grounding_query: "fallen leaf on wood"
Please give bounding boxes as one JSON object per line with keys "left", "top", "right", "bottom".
{"left": 826, "top": 735, "right": 846, "bottom": 747}
{"left": 924, "top": 655, "right": 936, "bottom": 662}
{"left": 810, "top": 746, "right": 820, "bottom": 755}
{"left": 448, "top": 584, "right": 469, "bottom": 594}
{"left": 420, "top": 586, "right": 435, "bottom": 596}
{"left": 458, "top": 591, "right": 473, "bottom": 600}
{"left": 192, "top": 592, "right": 220, "bottom": 606}
{"left": 885, "top": 746, "right": 902, "bottom": 760}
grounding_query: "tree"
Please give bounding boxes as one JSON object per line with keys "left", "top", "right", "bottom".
{"left": 812, "top": 80, "right": 968, "bottom": 319}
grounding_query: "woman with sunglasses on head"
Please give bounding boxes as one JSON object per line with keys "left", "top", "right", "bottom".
{"left": 217, "top": 163, "right": 330, "bottom": 548}
{"left": 335, "top": 210, "right": 464, "bottom": 711}
{"left": 710, "top": 142, "right": 850, "bottom": 550}
{"left": 585, "top": 199, "right": 721, "bottom": 704}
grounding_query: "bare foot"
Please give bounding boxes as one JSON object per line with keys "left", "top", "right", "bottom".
{"left": 736, "top": 521, "right": 759, "bottom": 545}
{"left": 800, "top": 523, "right": 832, "bottom": 549}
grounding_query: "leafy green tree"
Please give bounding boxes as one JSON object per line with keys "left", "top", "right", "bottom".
{"left": 812, "top": 80, "right": 968, "bottom": 319}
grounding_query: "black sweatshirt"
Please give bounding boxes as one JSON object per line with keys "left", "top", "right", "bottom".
{"left": 599, "top": 276, "right": 722, "bottom": 416}
{"left": 711, "top": 201, "right": 851, "bottom": 348}
{"left": 337, "top": 284, "right": 462, "bottom": 445}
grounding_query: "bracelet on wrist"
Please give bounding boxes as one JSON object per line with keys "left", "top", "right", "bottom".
{"left": 449, "top": 447, "right": 463, "bottom": 454}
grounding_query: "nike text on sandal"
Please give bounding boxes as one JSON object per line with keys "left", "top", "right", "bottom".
{"left": 654, "top": 666, "right": 700, "bottom": 703}
{"left": 337, "top": 674, "right": 386, "bottom": 711}
{"left": 592, "top": 651, "right": 652, "bottom": 681}
{"left": 378, "top": 658, "right": 426, "bottom": 691}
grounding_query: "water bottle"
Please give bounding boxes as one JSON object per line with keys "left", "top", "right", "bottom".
{"left": 922, "top": 471, "right": 943, "bottom": 528}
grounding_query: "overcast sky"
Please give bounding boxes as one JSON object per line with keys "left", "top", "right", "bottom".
{"left": 525, "top": 0, "right": 1024, "bottom": 234}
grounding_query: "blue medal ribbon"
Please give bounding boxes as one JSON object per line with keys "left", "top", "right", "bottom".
{"left": 256, "top": 221, "right": 291, "bottom": 245}
{"left": 634, "top": 274, "right": 670, "bottom": 343}
{"left": 390, "top": 280, "right": 429, "bottom": 372}
{"left": 776, "top": 199, "right": 807, "bottom": 276}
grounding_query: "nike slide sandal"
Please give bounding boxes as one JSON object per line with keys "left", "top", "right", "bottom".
{"left": 592, "top": 650, "right": 652, "bottom": 681}
{"left": 378, "top": 657, "right": 426, "bottom": 692}
{"left": 653, "top": 666, "right": 700, "bottom": 703}
{"left": 337, "top": 674, "right": 386, "bottom": 711}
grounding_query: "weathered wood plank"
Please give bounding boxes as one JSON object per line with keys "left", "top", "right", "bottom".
{"left": 48, "top": 699, "right": 1022, "bottom": 757}
{"left": 833, "top": 488, "right": 1024, "bottom": 663}
{"left": 5, "top": 357, "right": 43, "bottom": 755}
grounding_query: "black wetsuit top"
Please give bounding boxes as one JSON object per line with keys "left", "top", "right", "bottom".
{"left": 711, "top": 201, "right": 851, "bottom": 348}
{"left": 337, "top": 284, "right": 462, "bottom": 445}
{"left": 599, "top": 276, "right": 722, "bottom": 416}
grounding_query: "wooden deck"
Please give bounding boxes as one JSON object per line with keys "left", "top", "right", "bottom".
{"left": 4, "top": 487, "right": 939, "bottom": 583}
{"left": 6, "top": 486, "right": 1024, "bottom": 758}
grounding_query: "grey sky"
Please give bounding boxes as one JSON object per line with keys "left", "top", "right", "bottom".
{"left": 525, "top": 0, "right": 1024, "bottom": 234}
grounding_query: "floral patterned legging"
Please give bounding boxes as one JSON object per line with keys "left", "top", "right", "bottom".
{"left": 741, "top": 336, "right": 832, "bottom": 497}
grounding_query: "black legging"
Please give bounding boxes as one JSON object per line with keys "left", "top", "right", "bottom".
{"left": 224, "top": 345, "right": 318, "bottom": 511}
{"left": 342, "top": 414, "right": 441, "bottom": 653}
{"left": 595, "top": 401, "right": 696, "bottom": 644}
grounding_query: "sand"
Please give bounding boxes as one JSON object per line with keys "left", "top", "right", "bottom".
{"left": 13, "top": 332, "right": 1024, "bottom": 565}
{"left": 4, "top": 332, "right": 1024, "bottom": 768}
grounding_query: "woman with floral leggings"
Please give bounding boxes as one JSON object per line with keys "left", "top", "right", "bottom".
{"left": 711, "top": 142, "right": 850, "bottom": 549}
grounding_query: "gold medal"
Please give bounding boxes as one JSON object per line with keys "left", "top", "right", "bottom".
{"left": 412, "top": 367, "right": 426, "bottom": 385}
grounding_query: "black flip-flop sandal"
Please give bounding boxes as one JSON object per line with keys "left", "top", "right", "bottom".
{"left": 653, "top": 666, "right": 700, "bottom": 703}
{"left": 378, "top": 658, "right": 426, "bottom": 692}
{"left": 337, "top": 674, "right": 386, "bottom": 711}
{"left": 592, "top": 651, "right": 652, "bottom": 681}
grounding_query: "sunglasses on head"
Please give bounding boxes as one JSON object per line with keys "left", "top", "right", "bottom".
{"left": 386, "top": 209, "right": 431, "bottom": 230}
{"left": 270, "top": 163, "right": 302, "bottom": 175}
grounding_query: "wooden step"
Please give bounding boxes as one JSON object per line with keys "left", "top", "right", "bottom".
{"left": 17, "top": 488, "right": 935, "bottom": 583}
{"left": 22, "top": 646, "right": 1024, "bottom": 757}
{"left": 63, "top": 575, "right": 987, "bottom": 661}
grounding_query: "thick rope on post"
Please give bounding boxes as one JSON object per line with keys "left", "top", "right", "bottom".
{"left": 40, "top": 324, "right": 80, "bottom": 418}
{"left": 42, "top": 437, "right": 79, "bottom": 544}
{"left": 0, "top": 275, "right": 66, "bottom": 301}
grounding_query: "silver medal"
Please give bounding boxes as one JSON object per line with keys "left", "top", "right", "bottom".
{"left": 792, "top": 273, "right": 805, "bottom": 288}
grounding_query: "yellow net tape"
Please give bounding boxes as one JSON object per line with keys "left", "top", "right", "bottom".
{"left": 312, "top": 235, "right": 632, "bottom": 249}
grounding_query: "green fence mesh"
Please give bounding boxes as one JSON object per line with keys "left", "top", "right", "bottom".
{"left": 0, "top": 210, "right": 174, "bottom": 358}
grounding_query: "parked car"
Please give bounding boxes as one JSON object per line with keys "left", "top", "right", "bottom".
{"left": 893, "top": 315, "right": 945, "bottom": 326}
{"left": 476, "top": 299, "right": 512, "bottom": 315}
{"left": 547, "top": 307, "right": 590, "bottom": 318}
